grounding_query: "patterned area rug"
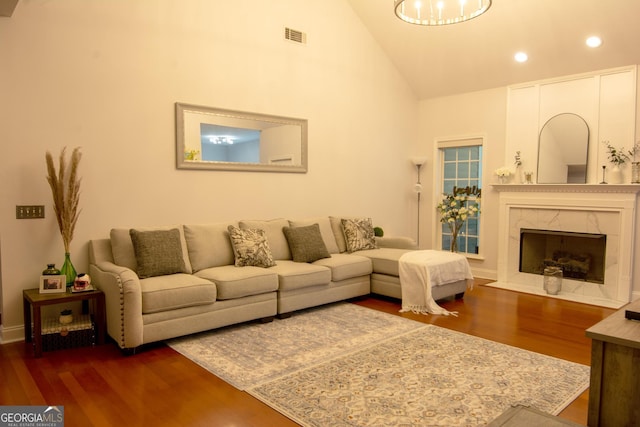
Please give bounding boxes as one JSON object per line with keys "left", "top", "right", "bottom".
{"left": 247, "top": 325, "right": 590, "bottom": 426}
{"left": 168, "top": 302, "right": 590, "bottom": 426}
{"left": 167, "top": 303, "right": 425, "bottom": 390}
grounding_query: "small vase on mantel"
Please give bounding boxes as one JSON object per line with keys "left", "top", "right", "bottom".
{"left": 609, "top": 164, "right": 623, "bottom": 184}
{"left": 60, "top": 252, "right": 76, "bottom": 289}
{"left": 514, "top": 165, "right": 522, "bottom": 184}
{"left": 631, "top": 162, "right": 640, "bottom": 184}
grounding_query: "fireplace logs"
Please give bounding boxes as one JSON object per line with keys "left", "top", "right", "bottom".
{"left": 543, "top": 251, "right": 591, "bottom": 280}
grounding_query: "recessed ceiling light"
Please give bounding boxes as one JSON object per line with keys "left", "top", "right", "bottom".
{"left": 514, "top": 52, "right": 528, "bottom": 63}
{"left": 586, "top": 36, "right": 602, "bottom": 48}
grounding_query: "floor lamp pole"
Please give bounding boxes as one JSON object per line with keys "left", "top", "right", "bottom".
{"left": 416, "top": 189, "right": 421, "bottom": 246}
{"left": 412, "top": 158, "right": 426, "bottom": 247}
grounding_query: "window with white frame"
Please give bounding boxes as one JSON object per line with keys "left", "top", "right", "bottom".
{"left": 438, "top": 138, "right": 483, "bottom": 255}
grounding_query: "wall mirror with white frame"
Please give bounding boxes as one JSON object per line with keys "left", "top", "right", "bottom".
{"left": 175, "top": 103, "right": 308, "bottom": 173}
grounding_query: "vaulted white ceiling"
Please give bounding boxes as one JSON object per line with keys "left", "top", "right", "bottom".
{"left": 346, "top": 0, "right": 640, "bottom": 99}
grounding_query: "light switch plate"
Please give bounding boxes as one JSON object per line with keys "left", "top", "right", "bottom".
{"left": 16, "top": 205, "right": 45, "bottom": 219}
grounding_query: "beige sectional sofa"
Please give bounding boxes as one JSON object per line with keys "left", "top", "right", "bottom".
{"left": 88, "top": 216, "right": 467, "bottom": 352}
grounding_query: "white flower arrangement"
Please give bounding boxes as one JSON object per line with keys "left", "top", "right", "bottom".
{"left": 494, "top": 167, "right": 511, "bottom": 177}
{"left": 436, "top": 186, "right": 481, "bottom": 252}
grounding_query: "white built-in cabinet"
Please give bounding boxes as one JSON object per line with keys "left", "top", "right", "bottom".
{"left": 505, "top": 66, "right": 637, "bottom": 184}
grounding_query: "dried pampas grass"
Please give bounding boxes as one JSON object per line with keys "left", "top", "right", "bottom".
{"left": 46, "top": 147, "right": 82, "bottom": 253}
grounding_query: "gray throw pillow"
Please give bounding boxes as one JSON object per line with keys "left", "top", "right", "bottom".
{"left": 283, "top": 224, "right": 331, "bottom": 263}
{"left": 129, "top": 228, "right": 186, "bottom": 278}
{"left": 227, "top": 225, "right": 277, "bottom": 268}
{"left": 341, "top": 218, "right": 377, "bottom": 253}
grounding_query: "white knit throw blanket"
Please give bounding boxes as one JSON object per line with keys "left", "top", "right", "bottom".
{"left": 399, "top": 250, "right": 474, "bottom": 316}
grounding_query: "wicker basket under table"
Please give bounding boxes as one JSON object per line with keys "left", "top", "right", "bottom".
{"left": 41, "top": 314, "right": 95, "bottom": 352}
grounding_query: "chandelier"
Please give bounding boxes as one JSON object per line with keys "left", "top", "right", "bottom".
{"left": 394, "top": 0, "right": 491, "bottom": 26}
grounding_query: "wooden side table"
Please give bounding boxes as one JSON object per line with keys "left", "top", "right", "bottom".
{"left": 586, "top": 298, "right": 640, "bottom": 427}
{"left": 23, "top": 288, "right": 106, "bottom": 357}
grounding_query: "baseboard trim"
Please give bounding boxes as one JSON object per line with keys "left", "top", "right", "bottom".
{"left": 470, "top": 267, "right": 497, "bottom": 281}
{"left": 0, "top": 324, "right": 25, "bottom": 344}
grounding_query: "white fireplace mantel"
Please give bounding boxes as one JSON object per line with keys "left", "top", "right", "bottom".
{"left": 492, "top": 184, "right": 639, "bottom": 308}
{"left": 492, "top": 184, "right": 640, "bottom": 194}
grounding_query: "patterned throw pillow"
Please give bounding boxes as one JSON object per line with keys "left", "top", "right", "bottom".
{"left": 341, "top": 218, "right": 377, "bottom": 253}
{"left": 283, "top": 224, "right": 331, "bottom": 263}
{"left": 227, "top": 225, "right": 277, "bottom": 268}
{"left": 129, "top": 228, "right": 186, "bottom": 278}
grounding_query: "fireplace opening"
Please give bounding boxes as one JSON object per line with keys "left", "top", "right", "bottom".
{"left": 519, "top": 229, "right": 606, "bottom": 284}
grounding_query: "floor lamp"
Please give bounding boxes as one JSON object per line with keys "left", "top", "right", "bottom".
{"left": 411, "top": 157, "right": 427, "bottom": 247}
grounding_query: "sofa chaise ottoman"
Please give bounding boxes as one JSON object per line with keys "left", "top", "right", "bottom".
{"left": 89, "top": 216, "right": 468, "bottom": 352}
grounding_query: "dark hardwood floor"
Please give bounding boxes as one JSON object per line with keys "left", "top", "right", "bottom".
{"left": 0, "top": 280, "right": 614, "bottom": 426}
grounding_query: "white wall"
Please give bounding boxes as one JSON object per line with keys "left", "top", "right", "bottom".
{"left": 415, "top": 88, "right": 508, "bottom": 279}
{"left": 0, "top": 0, "right": 419, "bottom": 340}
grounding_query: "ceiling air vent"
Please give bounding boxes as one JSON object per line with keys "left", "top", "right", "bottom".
{"left": 285, "top": 27, "right": 306, "bottom": 44}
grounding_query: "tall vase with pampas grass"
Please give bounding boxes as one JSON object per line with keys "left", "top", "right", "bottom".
{"left": 46, "top": 147, "right": 82, "bottom": 288}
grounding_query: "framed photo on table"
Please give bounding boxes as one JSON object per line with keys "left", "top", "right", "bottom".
{"left": 39, "top": 275, "right": 66, "bottom": 294}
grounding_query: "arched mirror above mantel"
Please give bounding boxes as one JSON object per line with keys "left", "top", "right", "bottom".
{"left": 537, "top": 113, "right": 589, "bottom": 184}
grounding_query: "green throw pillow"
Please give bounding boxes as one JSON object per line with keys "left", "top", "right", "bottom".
{"left": 227, "top": 225, "right": 277, "bottom": 268}
{"left": 341, "top": 218, "right": 377, "bottom": 253}
{"left": 129, "top": 228, "right": 186, "bottom": 278}
{"left": 283, "top": 223, "right": 331, "bottom": 263}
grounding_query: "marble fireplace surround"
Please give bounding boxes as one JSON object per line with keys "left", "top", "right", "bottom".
{"left": 492, "top": 184, "right": 640, "bottom": 309}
